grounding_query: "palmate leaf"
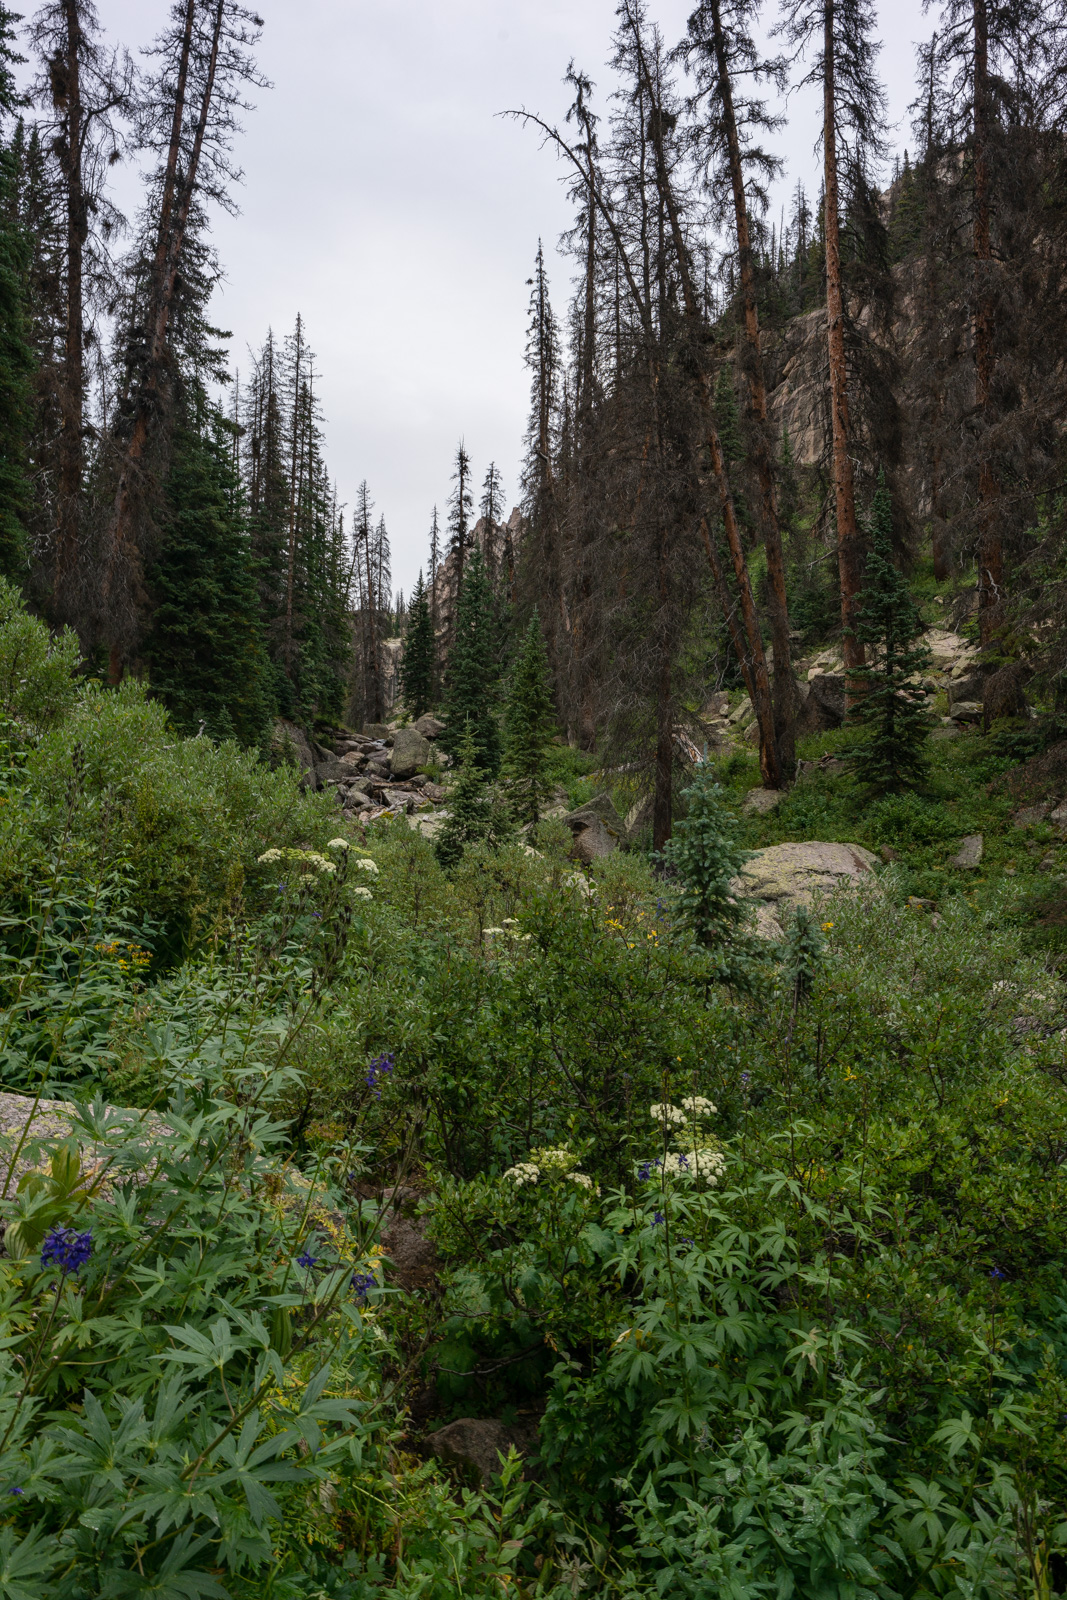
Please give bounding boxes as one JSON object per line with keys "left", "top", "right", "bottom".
{"left": 0, "top": 1524, "right": 60, "bottom": 1600}
{"left": 95, "top": 1529, "right": 229, "bottom": 1598}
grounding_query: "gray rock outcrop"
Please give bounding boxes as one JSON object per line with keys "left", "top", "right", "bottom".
{"left": 389, "top": 727, "right": 431, "bottom": 779}
{"left": 733, "top": 840, "right": 878, "bottom": 939}
{"left": 271, "top": 719, "right": 317, "bottom": 789}
{"left": 563, "top": 792, "right": 626, "bottom": 864}
{"left": 949, "top": 834, "right": 983, "bottom": 869}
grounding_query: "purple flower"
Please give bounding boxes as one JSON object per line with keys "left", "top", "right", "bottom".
{"left": 40, "top": 1227, "right": 92, "bottom": 1276}
{"left": 297, "top": 1251, "right": 318, "bottom": 1270}
{"left": 8, "top": 1487, "right": 23, "bottom": 1496}
{"left": 365, "top": 1053, "right": 395, "bottom": 1099}
{"left": 351, "top": 1272, "right": 376, "bottom": 1300}
{"left": 652, "top": 1211, "right": 664, "bottom": 1226}
{"left": 990, "top": 1266, "right": 1006, "bottom": 1281}
{"left": 740, "top": 1072, "right": 751, "bottom": 1087}
{"left": 638, "top": 1161, "right": 652, "bottom": 1181}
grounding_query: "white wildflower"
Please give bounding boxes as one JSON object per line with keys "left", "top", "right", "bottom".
{"left": 531, "top": 1145, "right": 578, "bottom": 1176}
{"left": 650, "top": 1103, "right": 687, "bottom": 1127}
{"left": 502, "top": 918, "right": 519, "bottom": 926}
{"left": 483, "top": 927, "right": 505, "bottom": 936}
{"left": 681, "top": 1096, "right": 717, "bottom": 1117}
{"left": 503, "top": 1163, "right": 540, "bottom": 1186}
{"left": 355, "top": 858, "right": 379, "bottom": 875}
{"left": 326, "top": 838, "right": 350, "bottom": 851}
{"left": 353, "top": 886, "right": 373, "bottom": 899}
{"left": 258, "top": 848, "right": 283, "bottom": 864}
{"left": 567, "top": 1172, "right": 601, "bottom": 1196}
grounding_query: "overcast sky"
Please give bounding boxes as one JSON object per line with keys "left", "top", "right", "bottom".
{"left": 86, "top": 0, "right": 931, "bottom": 595}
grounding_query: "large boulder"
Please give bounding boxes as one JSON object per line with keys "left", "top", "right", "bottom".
{"left": 796, "top": 674, "right": 846, "bottom": 735}
{"left": 271, "top": 719, "right": 317, "bottom": 789}
{"left": 362, "top": 723, "right": 392, "bottom": 742}
{"left": 563, "top": 792, "right": 625, "bottom": 864}
{"left": 424, "top": 1417, "right": 534, "bottom": 1486}
{"left": 390, "top": 726, "right": 431, "bottom": 779}
{"left": 948, "top": 674, "right": 983, "bottom": 707}
{"left": 414, "top": 713, "right": 445, "bottom": 739}
{"left": 733, "top": 840, "right": 878, "bottom": 939}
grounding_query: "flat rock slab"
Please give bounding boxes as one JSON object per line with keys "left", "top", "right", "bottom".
{"left": 734, "top": 841, "right": 877, "bottom": 938}
{"left": 0, "top": 1093, "right": 165, "bottom": 1192}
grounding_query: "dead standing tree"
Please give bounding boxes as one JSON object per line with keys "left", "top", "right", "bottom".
{"left": 102, "top": 0, "right": 264, "bottom": 681}
{"left": 682, "top": 0, "right": 798, "bottom": 773}
{"left": 30, "top": 0, "right": 131, "bottom": 624}
{"left": 777, "top": 0, "right": 887, "bottom": 700}
{"left": 508, "top": 27, "right": 784, "bottom": 800}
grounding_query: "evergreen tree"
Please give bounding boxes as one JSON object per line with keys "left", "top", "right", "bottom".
{"left": 504, "top": 611, "right": 556, "bottom": 824}
{"left": 850, "top": 476, "right": 931, "bottom": 791}
{"left": 661, "top": 765, "right": 752, "bottom": 948}
{"left": 400, "top": 570, "right": 434, "bottom": 718}
{"left": 145, "top": 399, "right": 271, "bottom": 746}
{"left": 447, "top": 440, "right": 473, "bottom": 616}
{"left": 440, "top": 545, "right": 501, "bottom": 774}
{"left": 435, "top": 721, "right": 513, "bottom": 870}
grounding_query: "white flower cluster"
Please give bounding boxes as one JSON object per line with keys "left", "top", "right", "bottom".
{"left": 503, "top": 1163, "right": 540, "bottom": 1186}
{"left": 504, "top": 1145, "right": 600, "bottom": 1197}
{"left": 353, "top": 886, "right": 373, "bottom": 899}
{"left": 567, "top": 1172, "right": 601, "bottom": 1195}
{"left": 650, "top": 1102, "right": 688, "bottom": 1127}
{"left": 257, "top": 847, "right": 335, "bottom": 874}
{"left": 484, "top": 922, "right": 532, "bottom": 942}
{"left": 531, "top": 1145, "right": 578, "bottom": 1176}
{"left": 645, "top": 1099, "right": 726, "bottom": 1187}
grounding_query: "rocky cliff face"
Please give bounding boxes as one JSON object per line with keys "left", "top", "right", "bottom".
{"left": 430, "top": 507, "right": 525, "bottom": 644}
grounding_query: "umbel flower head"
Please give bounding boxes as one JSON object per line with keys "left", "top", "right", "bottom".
{"left": 41, "top": 1227, "right": 93, "bottom": 1275}
{"left": 650, "top": 1102, "right": 687, "bottom": 1127}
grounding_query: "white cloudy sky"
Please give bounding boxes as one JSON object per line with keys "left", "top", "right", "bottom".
{"left": 85, "top": 0, "right": 930, "bottom": 594}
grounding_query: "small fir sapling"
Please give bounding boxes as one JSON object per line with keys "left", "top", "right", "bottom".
{"left": 435, "top": 721, "right": 511, "bottom": 869}
{"left": 440, "top": 546, "right": 502, "bottom": 775}
{"left": 399, "top": 570, "right": 435, "bottom": 718}
{"left": 850, "top": 474, "right": 931, "bottom": 791}
{"left": 503, "top": 611, "right": 556, "bottom": 824}
{"left": 660, "top": 763, "right": 751, "bottom": 946}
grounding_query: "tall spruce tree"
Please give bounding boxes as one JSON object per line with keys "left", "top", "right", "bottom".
{"left": 400, "top": 569, "right": 434, "bottom": 718}
{"left": 145, "top": 396, "right": 271, "bottom": 746}
{"left": 440, "top": 545, "right": 501, "bottom": 775}
{"left": 504, "top": 611, "right": 556, "bottom": 824}
{"left": 850, "top": 476, "right": 930, "bottom": 791}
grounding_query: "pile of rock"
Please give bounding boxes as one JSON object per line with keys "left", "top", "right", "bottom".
{"left": 272, "top": 714, "right": 448, "bottom": 824}
{"left": 695, "top": 625, "right": 1002, "bottom": 750}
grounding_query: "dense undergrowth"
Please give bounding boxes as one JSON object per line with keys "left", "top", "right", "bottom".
{"left": 0, "top": 583, "right": 1065, "bottom": 1596}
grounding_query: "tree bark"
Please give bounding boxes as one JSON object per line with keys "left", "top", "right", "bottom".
{"left": 972, "top": 0, "right": 1002, "bottom": 655}
{"left": 822, "top": 0, "right": 866, "bottom": 694}
{"left": 104, "top": 0, "right": 224, "bottom": 669}
{"left": 626, "top": 12, "right": 781, "bottom": 787}
{"left": 54, "top": 0, "right": 86, "bottom": 604}
{"left": 706, "top": 0, "right": 796, "bottom": 773}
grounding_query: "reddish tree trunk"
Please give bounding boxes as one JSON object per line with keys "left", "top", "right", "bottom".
{"left": 707, "top": 0, "right": 796, "bottom": 773}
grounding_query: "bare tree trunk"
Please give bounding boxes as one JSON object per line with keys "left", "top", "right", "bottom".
{"left": 822, "top": 0, "right": 866, "bottom": 695}
{"left": 972, "top": 0, "right": 1002, "bottom": 656}
{"left": 54, "top": 0, "right": 85, "bottom": 605}
{"left": 706, "top": 0, "right": 796, "bottom": 773}
{"left": 104, "top": 0, "right": 225, "bottom": 673}
{"left": 627, "top": 15, "right": 780, "bottom": 787}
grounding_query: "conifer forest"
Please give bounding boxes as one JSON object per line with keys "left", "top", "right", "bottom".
{"left": 5, "top": 0, "right": 1067, "bottom": 1594}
